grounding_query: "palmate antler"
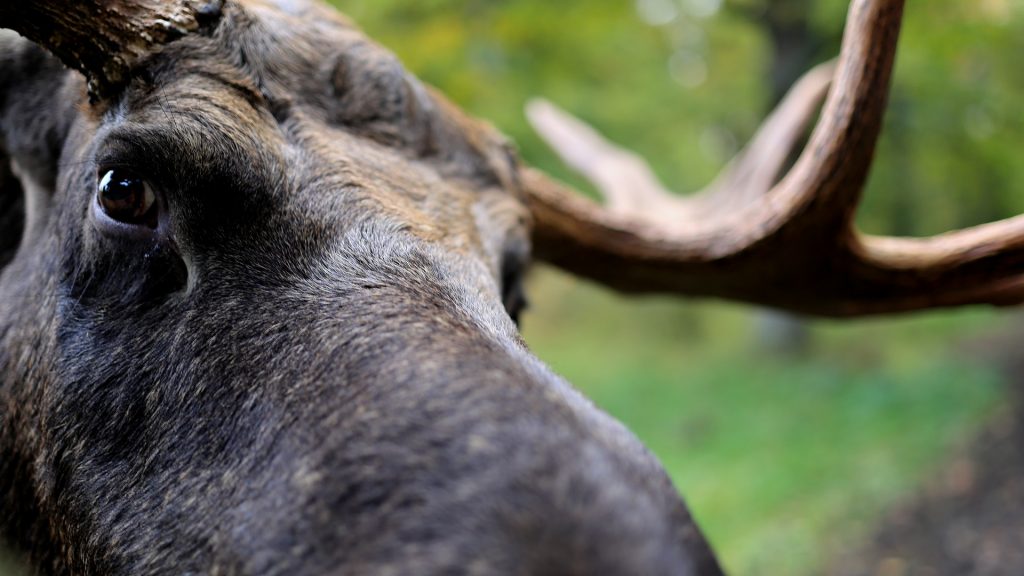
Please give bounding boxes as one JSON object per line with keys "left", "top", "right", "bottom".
{"left": 523, "top": 0, "right": 1024, "bottom": 317}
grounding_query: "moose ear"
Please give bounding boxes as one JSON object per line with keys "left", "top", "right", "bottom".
{"left": 0, "top": 31, "right": 84, "bottom": 263}
{"left": 0, "top": 154, "right": 24, "bottom": 271}
{"left": 0, "top": 31, "right": 80, "bottom": 184}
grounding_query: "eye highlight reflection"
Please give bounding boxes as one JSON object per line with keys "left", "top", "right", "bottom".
{"left": 97, "top": 169, "right": 157, "bottom": 228}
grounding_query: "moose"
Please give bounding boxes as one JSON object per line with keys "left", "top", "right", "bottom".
{"left": 1, "top": 0, "right": 1021, "bottom": 573}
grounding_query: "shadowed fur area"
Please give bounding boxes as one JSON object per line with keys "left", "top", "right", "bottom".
{"left": 0, "top": 1, "right": 723, "bottom": 574}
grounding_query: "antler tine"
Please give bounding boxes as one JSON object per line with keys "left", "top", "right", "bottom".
{"left": 525, "top": 99, "right": 697, "bottom": 227}
{"left": 766, "top": 0, "right": 904, "bottom": 236}
{"left": 847, "top": 217, "right": 1024, "bottom": 314}
{"left": 702, "top": 60, "right": 833, "bottom": 206}
{"left": 0, "top": 0, "right": 223, "bottom": 99}
{"left": 525, "top": 58, "right": 833, "bottom": 228}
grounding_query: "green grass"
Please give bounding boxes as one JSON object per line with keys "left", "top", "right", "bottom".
{"left": 522, "top": 266, "right": 1006, "bottom": 575}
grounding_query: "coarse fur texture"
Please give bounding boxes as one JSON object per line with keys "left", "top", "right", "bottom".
{"left": 0, "top": 0, "right": 724, "bottom": 574}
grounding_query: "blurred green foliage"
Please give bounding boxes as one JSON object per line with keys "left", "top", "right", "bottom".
{"left": 334, "top": 1, "right": 1024, "bottom": 574}
{"left": 341, "top": 0, "right": 1024, "bottom": 235}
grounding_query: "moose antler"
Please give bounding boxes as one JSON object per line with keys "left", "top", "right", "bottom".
{"left": 524, "top": 0, "right": 1024, "bottom": 317}
{"left": 0, "top": 0, "right": 223, "bottom": 99}
{"left": 526, "top": 59, "right": 834, "bottom": 230}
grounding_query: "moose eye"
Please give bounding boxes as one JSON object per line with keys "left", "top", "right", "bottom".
{"left": 97, "top": 169, "right": 157, "bottom": 227}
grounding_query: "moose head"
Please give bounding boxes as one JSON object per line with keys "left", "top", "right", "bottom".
{"left": 1, "top": 0, "right": 1021, "bottom": 574}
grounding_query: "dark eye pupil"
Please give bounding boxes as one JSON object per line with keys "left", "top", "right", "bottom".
{"left": 97, "top": 169, "right": 156, "bottom": 227}
{"left": 106, "top": 176, "right": 141, "bottom": 201}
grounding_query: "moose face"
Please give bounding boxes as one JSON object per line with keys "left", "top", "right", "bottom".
{"left": 0, "top": 1, "right": 722, "bottom": 574}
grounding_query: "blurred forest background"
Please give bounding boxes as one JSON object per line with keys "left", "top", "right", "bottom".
{"left": 334, "top": 0, "right": 1023, "bottom": 574}
{"left": 2, "top": 1, "right": 1022, "bottom": 575}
